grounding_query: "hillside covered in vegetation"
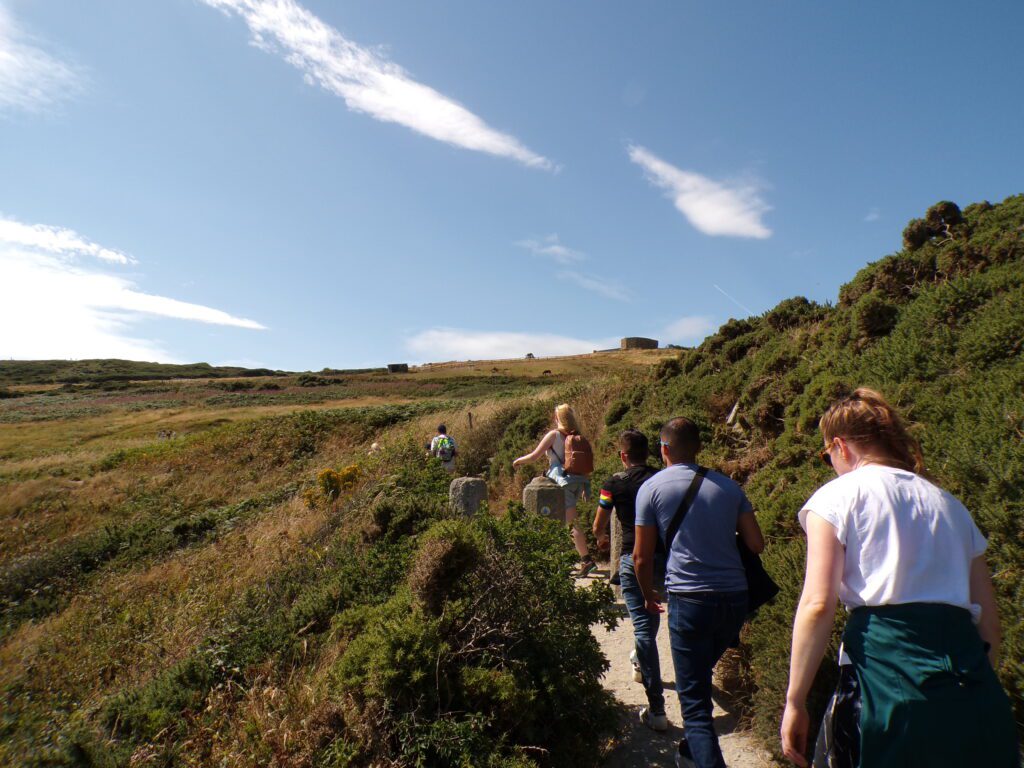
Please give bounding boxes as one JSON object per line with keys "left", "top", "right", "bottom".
{"left": 0, "top": 196, "right": 1021, "bottom": 766}
{"left": 601, "top": 194, "right": 1024, "bottom": 746}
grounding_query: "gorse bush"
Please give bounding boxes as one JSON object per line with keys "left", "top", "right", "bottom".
{"left": 605, "top": 194, "right": 1024, "bottom": 754}
{"left": 329, "top": 509, "right": 618, "bottom": 767}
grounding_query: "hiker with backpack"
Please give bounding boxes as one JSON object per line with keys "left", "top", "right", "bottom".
{"left": 634, "top": 417, "right": 765, "bottom": 768}
{"left": 429, "top": 424, "right": 458, "bottom": 473}
{"left": 781, "top": 389, "right": 1018, "bottom": 768}
{"left": 512, "top": 403, "right": 595, "bottom": 575}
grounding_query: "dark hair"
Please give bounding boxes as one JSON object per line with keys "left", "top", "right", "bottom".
{"left": 820, "top": 387, "right": 923, "bottom": 473}
{"left": 660, "top": 417, "right": 701, "bottom": 462}
{"left": 437, "top": 424, "right": 447, "bottom": 434}
{"left": 617, "top": 429, "right": 649, "bottom": 463}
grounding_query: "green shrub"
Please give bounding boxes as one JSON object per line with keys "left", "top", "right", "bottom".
{"left": 331, "top": 508, "right": 618, "bottom": 768}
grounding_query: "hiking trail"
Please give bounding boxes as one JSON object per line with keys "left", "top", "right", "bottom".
{"left": 587, "top": 574, "right": 777, "bottom": 767}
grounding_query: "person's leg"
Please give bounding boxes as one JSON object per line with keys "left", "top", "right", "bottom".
{"left": 668, "top": 593, "right": 725, "bottom": 768}
{"left": 563, "top": 482, "right": 591, "bottom": 559}
{"left": 618, "top": 554, "right": 664, "bottom": 714}
{"left": 564, "top": 506, "right": 591, "bottom": 558}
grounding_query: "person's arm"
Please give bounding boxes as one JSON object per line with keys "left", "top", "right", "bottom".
{"left": 512, "top": 430, "right": 557, "bottom": 467}
{"left": 593, "top": 485, "right": 614, "bottom": 550}
{"left": 633, "top": 524, "right": 663, "bottom": 614}
{"left": 632, "top": 484, "right": 663, "bottom": 614}
{"left": 781, "top": 512, "right": 844, "bottom": 767}
{"left": 970, "top": 556, "right": 1002, "bottom": 668}
{"left": 593, "top": 507, "right": 611, "bottom": 550}
{"left": 737, "top": 509, "right": 765, "bottom": 553}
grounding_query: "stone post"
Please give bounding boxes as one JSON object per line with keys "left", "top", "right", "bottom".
{"left": 449, "top": 477, "right": 487, "bottom": 518}
{"left": 609, "top": 514, "right": 623, "bottom": 599}
{"left": 522, "top": 476, "right": 566, "bottom": 523}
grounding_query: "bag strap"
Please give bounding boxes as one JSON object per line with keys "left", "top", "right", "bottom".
{"left": 663, "top": 466, "right": 708, "bottom": 551}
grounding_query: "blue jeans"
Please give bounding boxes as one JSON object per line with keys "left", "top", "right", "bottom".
{"left": 668, "top": 591, "right": 748, "bottom": 768}
{"left": 619, "top": 553, "right": 666, "bottom": 714}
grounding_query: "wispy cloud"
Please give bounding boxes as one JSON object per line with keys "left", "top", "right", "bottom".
{"left": 406, "top": 328, "right": 617, "bottom": 362}
{"left": 0, "top": 4, "right": 84, "bottom": 115}
{"left": 0, "top": 216, "right": 135, "bottom": 264}
{"left": 201, "top": 0, "right": 551, "bottom": 169}
{"left": 516, "top": 234, "right": 584, "bottom": 265}
{"left": 864, "top": 207, "right": 880, "bottom": 223}
{"left": 557, "top": 270, "right": 630, "bottom": 302}
{"left": 0, "top": 215, "right": 265, "bottom": 361}
{"left": 662, "top": 316, "right": 715, "bottom": 345}
{"left": 628, "top": 145, "right": 771, "bottom": 239}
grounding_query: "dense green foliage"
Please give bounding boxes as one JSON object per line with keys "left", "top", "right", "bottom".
{"left": 0, "top": 359, "right": 289, "bottom": 385}
{"left": 606, "top": 195, "right": 1024, "bottom": 749}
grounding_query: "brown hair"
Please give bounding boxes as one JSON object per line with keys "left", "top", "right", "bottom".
{"left": 617, "top": 429, "right": 649, "bottom": 463}
{"left": 660, "top": 417, "right": 701, "bottom": 463}
{"left": 819, "top": 387, "right": 924, "bottom": 474}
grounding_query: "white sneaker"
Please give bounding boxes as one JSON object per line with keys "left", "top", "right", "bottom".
{"left": 629, "top": 649, "right": 643, "bottom": 683}
{"left": 639, "top": 706, "right": 668, "bottom": 732}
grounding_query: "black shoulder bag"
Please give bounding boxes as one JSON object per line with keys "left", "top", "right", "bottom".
{"left": 662, "top": 466, "right": 708, "bottom": 551}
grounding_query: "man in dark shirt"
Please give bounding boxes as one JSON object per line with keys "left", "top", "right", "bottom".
{"left": 593, "top": 429, "right": 666, "bottom": 730}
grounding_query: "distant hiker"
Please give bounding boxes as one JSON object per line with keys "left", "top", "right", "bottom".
{"left": 512, "top": 403, "right": 595, "bottom": 575}
{"left": 429, "top": 424, "right": 458, "bottom": 473}
{"left": 634, "top": 417, "right": 764, "bottom": 768}
{"left": 467, "top": 411, "right": 473, "bottom": 431}
{"left": 593, "top": 429, "right": 666, "bottom": 731}
{"left": 781, "top": 389, "right": 1018, "bottom": 768}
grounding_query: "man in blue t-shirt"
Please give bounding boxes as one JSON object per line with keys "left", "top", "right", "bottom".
{"left": 634, "top": 417, "right": 764, "bottom": 768}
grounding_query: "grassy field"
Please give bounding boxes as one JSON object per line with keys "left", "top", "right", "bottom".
{"left": 0, "top": 349, "right": 664, "bottom": 766}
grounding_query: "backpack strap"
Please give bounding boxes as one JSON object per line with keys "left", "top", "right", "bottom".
{"left": 663, "top": 466, "right": 708, "bottom": 551}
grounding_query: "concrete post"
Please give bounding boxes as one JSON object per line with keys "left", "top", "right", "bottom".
{"left": 522, "top": 476, "right": 566, "bottom": 523}
{"left": 449, "top": 477, "right": 487, "bottom": 518}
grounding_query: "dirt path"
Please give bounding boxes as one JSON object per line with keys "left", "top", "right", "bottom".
{"left": 588, "top": 575, "right": 776, "bottom": 768}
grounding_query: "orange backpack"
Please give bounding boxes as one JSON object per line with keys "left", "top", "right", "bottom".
{"left": 563, "top": 431, "right": 594, "bottom": 475}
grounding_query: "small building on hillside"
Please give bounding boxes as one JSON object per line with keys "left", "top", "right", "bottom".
{"left": 387, "top": 363, "right": 409, "bottom": 373}
{"left": 620, "top": 337, "right": 658, "bottom": 350}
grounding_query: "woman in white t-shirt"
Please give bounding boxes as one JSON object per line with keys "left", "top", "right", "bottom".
{"left": 781, "top": 388, "right": 1017, "bottom": 767}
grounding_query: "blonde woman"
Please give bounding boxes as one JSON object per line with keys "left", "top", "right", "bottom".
{"left": 781, "top": 388, "right": 1017, "bottom": 767}
{"left": 513, "top": 403, "right": 595, "bottom": 574}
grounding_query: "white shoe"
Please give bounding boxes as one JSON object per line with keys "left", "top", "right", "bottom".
{"left": 639, "top": 706, "right": 668, "bottom": 732}
{"left": 629, "top": 649, "right": 643, "bottom": 683}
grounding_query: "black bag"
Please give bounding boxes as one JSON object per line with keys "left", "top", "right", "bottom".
{"left": 738, "top": 535, "right": 779, "bottom": 614}
{"left": 812, "top": 661, "right": 861, "bottom": 768}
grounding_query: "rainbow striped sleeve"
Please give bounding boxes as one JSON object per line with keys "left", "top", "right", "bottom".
{"left": 598, "top": 488, "right": 614, "bottom": 509}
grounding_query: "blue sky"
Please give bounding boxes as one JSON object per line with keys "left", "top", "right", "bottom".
{"left": 2, "top": 0, "right": 1022, "bottom": 369}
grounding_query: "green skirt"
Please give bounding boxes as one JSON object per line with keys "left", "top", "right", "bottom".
{"left": 843, "top": 603, "right": 1019, "bottom": 768}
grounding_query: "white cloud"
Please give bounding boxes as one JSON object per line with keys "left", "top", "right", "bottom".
{"left": 0, "top": 215, "right": 265, "bottom": 362}
{"left": 864, "top": 207, "right": 880, "bottom": 222}
{"left": 0, "top": 216, "right": 135, "bottom": 264}
{"left": 628, "top": 145, "right": 771, "bottom": 239}
{"left": 202, "top": 0, "right": 551, "bottom": 169}
{"left": 662, "top": 316, "right": 715, "bottom": 345}
{"left": 406, "top": 328, "right": 618, "bottom": 361}
{"left": 516, "top": 234, "right": 584, "bottom": 265}
{"left": 0, "top": 4, "right": 84, "bottom": 114}
{"left": 557, "top": 270, "right": 630, "bottom": 302}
